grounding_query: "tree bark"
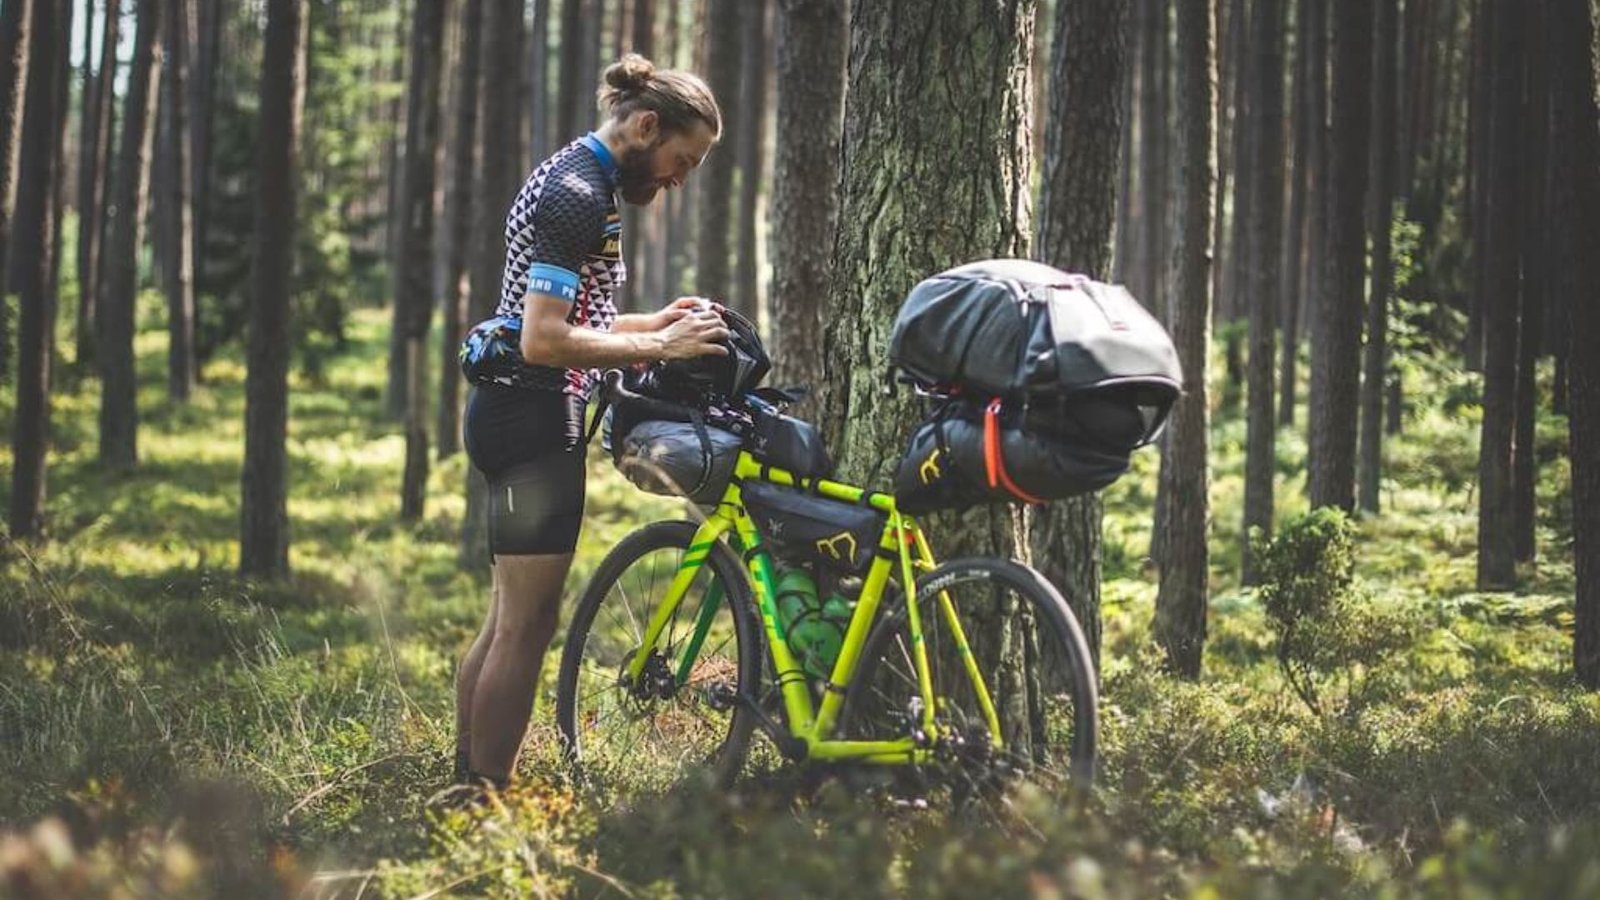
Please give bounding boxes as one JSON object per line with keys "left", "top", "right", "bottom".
{"left": 8, "top": 0, "right": 60, "bottom": 540}
{"left": 1559, "top": 0, "right": 1600, "bottom": 688}
{"left": 1307, "top": 0, "right": 1371, "bottom": 513}
{"left": 694, "top": 0, "right": 740, "bottom": 307}
{"left": 438, "top": 0, "right": 483, "bottom": 460}
{"left": 396, "top": 0, "right": 447, "bottom": 521}
{"left": 460, "top": 0, "right": 525, "bottom": 568}
{"left": 734, "top": 0, "right": 770, "bottom": 321}
{"left": 1475, "top": 0, "right": 1523, "bottom": 590}
{"left": 769, "top": 0, "right": 845, "bottom": 396}
{"left": 1242, "top": 0, "right": 1283, "bottom": 582}
{"left": 98, "top": 0, "right": 164, "bottom": 471}
{"left": 1153, "top": 0, "right": 1216, "bottom": 679}
{"left": 1031, "top": 0, "right": 1127, "bottom": 669}
{"left": 163, "top": 0, "right": 197, "bottom": 400}
{"left": 1358, "top": 0, "right": 1399, "bottom": 513}
{"left": 240, "top": 0, "right": 308, "bottom": 579}
{"left": 822, "top": 0, "right": 1034, "bottom": 561}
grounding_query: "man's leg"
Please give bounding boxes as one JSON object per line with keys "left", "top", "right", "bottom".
{"left": 453, "top": 569, "right": 502, "bottom": 782}
{"left": 467, "top": 552, "right": 572, "bottom": 783}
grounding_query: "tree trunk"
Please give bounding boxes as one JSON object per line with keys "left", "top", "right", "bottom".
{"left": 163, "top": 0, "right": 197, "bottom": 400}
{"left": 76, "top": 0, "right": 116, "bottom": 371}
{"left": 47, "top": 0, "right": 70, "bottom": 308}
{"left": 8, "top": 0, "right": 60, "bottom": 540}
{"left": 822, "top": 0, "right": 1034, "bottom": 558}
{"left": 558, "top": 0, "right": 595, "bottom": 141}
{"left": 1278, "top": 0, "right": 1313, "bottom": 427}
{"left": 438, "top": 0, "right": 483, "bottom": 460}
{"left": 1512, "top": 1, "right": 1549, "bottom": 564}
{"left": 1137, "top": 0, "right": 1168, "bottom": 316}
{"left": 1114, "top": 19, "right": 1136, "bottom": 284}
{"left": 527, "top": 0, "right": 549, "bottom": 164}
{"left": 1223, "top": 0, "right": 1252, "bottom": 327}
{"left": 1307, "top": 0, "right": 1371, "bottom": 513}
{"left": 240, "top": 0, "right": 308, "bottom": 580}
{"left": 1358, "top": 0, "right": 1399, "bottom": 514}
{"left": 1242, "top": 0, "right": 1283, "bottom": 582}
{"left": 460, "top": 0, "right": 525, "bottom": 568}
{"left": 192, "top": 0, "right": 220, "bottom": 309}
{"left": 694, "top": 0, "right": 740, "bottom": 307}
{"left": 620, "top": 0, "right": 650, "bottom": 310}
{"left": 397, "top": 0, "right": 447, "bottom": 521}
{"left": 1559, "top": 0, "right": 1600, "bottom": 688}
{"left": 1031, "top": 0, "right": 1127, "bottom": 669}
{"left": 1153, "top": 0, "right": 1215, "bottom": 679}
{"left": 0, "top": 0, "right": 29, "bottom": 377}
{"left": 1464, "top": 0, "right": 1490, "bottom": 371}
{"left": 1475, "top": 0, "right": 1523, "bottom": 590}
{"left": 98, "top": 0, "right": 164, "bottom": 471}
{"left": 734, "top": 0, "right": 770, "bottom": 322}
{"left": 769, "top": 0, "right": 845, "bottom": 396}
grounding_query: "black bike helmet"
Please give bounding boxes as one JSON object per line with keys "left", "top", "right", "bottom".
{"left": 652, "top": 307, "right": 770, "bottom": 401}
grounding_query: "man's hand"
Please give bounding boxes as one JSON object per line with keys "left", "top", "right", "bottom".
{"left": 652, "top": 296, "right": 725, "bottom": 331}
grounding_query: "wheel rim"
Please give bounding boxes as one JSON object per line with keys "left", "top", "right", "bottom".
{"left": 565, "top": 540, "right": 748, "bottom": 791}
{"left": 842, "top": 566, "right": 1095, "bottom": 799}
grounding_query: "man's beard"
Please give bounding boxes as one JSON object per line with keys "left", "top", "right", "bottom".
{"left": 617, "top": 142, "right": 663, "bottom": 206}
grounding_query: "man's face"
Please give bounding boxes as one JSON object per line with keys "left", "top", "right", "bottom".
{"left": 617, "top": 117, "right": 717, "bottom": 206}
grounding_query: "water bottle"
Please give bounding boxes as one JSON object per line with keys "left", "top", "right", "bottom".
{"left": 774, "top": 566, "right": 853, "bottom": 680}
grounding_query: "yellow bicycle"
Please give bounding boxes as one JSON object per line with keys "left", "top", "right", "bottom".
{"left": 554, "top": 374, "right": 1098, "bottom": 796}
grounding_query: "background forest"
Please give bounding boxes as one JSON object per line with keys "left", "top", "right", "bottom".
{"left": 2, "top": 0, "right": 1600, "bottom": 897}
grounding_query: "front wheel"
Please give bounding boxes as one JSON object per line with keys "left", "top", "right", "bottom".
{"left": 555, "top": 521, "right": 761, "bottom": 790}
{"left": 838, "top": 557, "right": 1098, "bottom": 795}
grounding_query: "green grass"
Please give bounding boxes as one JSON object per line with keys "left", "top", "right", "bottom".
{"left": 0, "top": 296, "right": 1595, "bottom": 898}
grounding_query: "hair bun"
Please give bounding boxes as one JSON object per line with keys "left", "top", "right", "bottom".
{"left": 604, "top": 53, "right": 655, "bottom": 94}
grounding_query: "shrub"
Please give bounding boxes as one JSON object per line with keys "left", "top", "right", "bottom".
{"left": 1254, "top": 509, "right": 1421, "bottom": 717}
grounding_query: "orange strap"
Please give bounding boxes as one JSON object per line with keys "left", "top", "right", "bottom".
{"left": 983, "top": 399, "right": 1047, "bottom": 505}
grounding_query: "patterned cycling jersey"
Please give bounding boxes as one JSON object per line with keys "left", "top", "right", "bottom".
{"left": 493, "top": 133, "right": 626, "bottom": 398}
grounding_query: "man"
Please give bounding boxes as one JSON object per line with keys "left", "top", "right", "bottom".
{"left": 454, "top": 53, "right": 728, "bottom": 792}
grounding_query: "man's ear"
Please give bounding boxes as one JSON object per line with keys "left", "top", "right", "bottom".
{"left": 632, "top": 109, "right": 660, "bottom": 147}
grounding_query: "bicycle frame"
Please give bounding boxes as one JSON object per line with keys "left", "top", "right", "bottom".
{"left": 620, "top": 451, "right": 1005, "bottom": 765}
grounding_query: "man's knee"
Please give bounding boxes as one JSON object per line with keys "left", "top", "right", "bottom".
{"left": 490, "top": 554, "right": 571, "bottom": 645}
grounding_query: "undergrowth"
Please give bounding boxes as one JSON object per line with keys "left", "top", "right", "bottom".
{"left": 0, "top": 297, "right": 1592, "bottom": 898}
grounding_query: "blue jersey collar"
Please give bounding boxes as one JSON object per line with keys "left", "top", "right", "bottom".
{"left": 579, "top": 132, "right": 620, "bottom": 189}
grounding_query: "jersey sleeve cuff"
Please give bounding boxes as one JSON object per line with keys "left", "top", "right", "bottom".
{"left": 528, "top": 263, "right": 581, "bottom": 302}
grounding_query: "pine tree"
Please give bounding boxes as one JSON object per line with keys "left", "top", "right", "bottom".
{"left": 1153, "top": 0, "right": 1217, "bottom": 678}
{"left": 1032, "top": 0, "right": 1129, "bottom": 666}
{"left": 240, "top": 0, "right": 309, "bottom": 579}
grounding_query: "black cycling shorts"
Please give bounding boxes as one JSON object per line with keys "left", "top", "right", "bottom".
{"left": 463, "top": 383, "right": 588, "bottom": 556}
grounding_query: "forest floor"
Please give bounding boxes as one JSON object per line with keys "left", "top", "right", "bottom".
{"left": 2, "top": 299, "right": 1597, "bottom": 898}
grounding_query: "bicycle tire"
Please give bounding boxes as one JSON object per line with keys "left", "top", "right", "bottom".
{"left": 837, "top": 556, "right": 1099, "bottom": 793}
{"left": 555, "top": 520, "right": 761, "bottom": 789}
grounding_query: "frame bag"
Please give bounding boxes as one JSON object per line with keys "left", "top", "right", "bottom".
{"left": 741, "top": 481, "right": 885, "bottom": 575}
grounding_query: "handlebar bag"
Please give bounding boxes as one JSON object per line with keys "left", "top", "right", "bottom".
{"left": 750, "top": 408, "right": 833, "bottom": 478}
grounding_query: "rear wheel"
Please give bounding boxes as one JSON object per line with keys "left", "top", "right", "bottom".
{"left": 838, "top": 557, "right": 1098, "bottom": 798}
{"left": 555, "top": 521, "right": 760, "bottom": 790}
